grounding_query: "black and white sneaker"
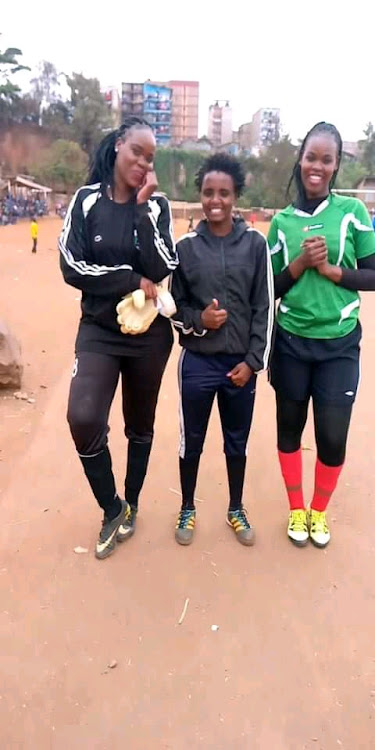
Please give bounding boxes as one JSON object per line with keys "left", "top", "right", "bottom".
{"left": 117, "top": 505, "right": 137, "bottom": 543}
{"left": 95, "top": 499, "right": 130, "bottom": 560}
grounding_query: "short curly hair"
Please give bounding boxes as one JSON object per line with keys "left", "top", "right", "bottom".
{"left": 195, "top": 153, "right": 245, "bottom": 197}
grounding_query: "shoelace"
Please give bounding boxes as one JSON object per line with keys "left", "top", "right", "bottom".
{"left": 310, "top": 511, "right": 328, "bottom": 533}
{"left": 290, "top": 510, "right": 307, "bottom": 531}
{"left": 229, "top": 508, "right": 251, "bottom": 529}
{"left": 178, "top": 509, "right": 195, "bottom": 528}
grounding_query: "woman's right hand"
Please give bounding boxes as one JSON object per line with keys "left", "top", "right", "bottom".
{"left": 140, "top": 277, "right": 158, "bottom": 299}
{"left": 201, "top": 299, "right": 228, "bottom": 329}
{"left": 290, "top": 236, "right": 328, "bottom": 279}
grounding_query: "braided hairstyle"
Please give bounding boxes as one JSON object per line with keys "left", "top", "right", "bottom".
{"left": 195, "top": 152, "right": 245, "bottom": 197}
{"left": 287, "top": 121, "right": 343, "bottom": 202}
{"left": 88, "top": 116, "right": 152, "bottom": 186}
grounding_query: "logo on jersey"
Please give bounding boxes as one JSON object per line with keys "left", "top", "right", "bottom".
{"left": 303, "top": 223, "right": 324, "bottom": 232}
{"left": 94, "top": 235, "right": 102, "bottom": 242}
{"left": 72, "top": 358, "right": 78, "bottom": 378}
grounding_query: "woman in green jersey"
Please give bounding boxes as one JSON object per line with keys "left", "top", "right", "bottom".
{"left": 268, "top": 122, "right": 375, "bottom": 549}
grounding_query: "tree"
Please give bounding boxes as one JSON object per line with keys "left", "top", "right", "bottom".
{"left": 0, "top": 92, "right": 40, "bottom": 125}
{"left": 0, "top": 41, "right": 30, "bottom": 102}
{"left": 238, "top": 137, "right": 297, "bottom": 208}
{"left": 30, "top": 60, "right": 63, "bottom": 126}
{"left": 41, "top": 99, "right": 72, "bottom": 140}
{"left": 67, "top": 73, "right": 112, "bottom": 156}
{"left": 336, "top": 159, "right": 367, "bottom": 190}
{"left": 154, "top": 149, "right": 205, "bottom": 201}
{"left": 32, "top": 139, "right": 88, "bottom": 195}
{"left": 0, "top": 39, "right": 30, "bottom": 126}
{"left": 31, "top": 60, "right": 60, "bottom": 106}
{"left": 238, "top": 154, "right": 266, "bottom": 207}
{"left": 360, "top": 122, "right": 375, "bottom": 175}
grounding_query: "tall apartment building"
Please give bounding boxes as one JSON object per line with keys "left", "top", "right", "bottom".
{"left": 120, "top": 80, "right": 199, "bottom": 146}
{"left": 238, "top": 122, "right": 253, "bottom": 151}
{"left": 121, "top": 81, "right": 172, "bottom": 145}
{"left": 207, "top": 101, "right": 233, "bottom": 148}
{"left": 238, "top": 109, "right": 280, "bottom": 153}
{"left": 121, "top": 82, "right": 144, "bottom": 117}
{"left": 251, "top": 108, "right": 280, "bottom": 151}
{"left": 167, "top": 80, "right": 199, "bottom": 144}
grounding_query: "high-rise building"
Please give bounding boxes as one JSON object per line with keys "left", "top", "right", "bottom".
{"left": 121, "top": 82, "right": 144, "bottom": 117}
{"left": 238, "top": 122, "right": 253, "bottom": 151}
{"left": 121, "top": 79, "right": 199, "bottom": 146}
{"left": 238, "top": 109, "right": 280, "bottom": 154}
{"left": 167, "top": 81, "right": 199, "bottom": 144}
{"left": 143, "top": 82, "right": 172, "bottom": 146}
{"left": 120, "top": 81, "right": 172, "bottom": 145}
{"left": 207, "top": 101, "right": 233, "bottom": 148}
{"left": 250, "top": 108, "right": 280, "bottom": 151}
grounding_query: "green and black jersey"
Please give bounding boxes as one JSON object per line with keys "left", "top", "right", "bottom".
{"left": 268, "top": 194, "right": 375, "bottom": 339}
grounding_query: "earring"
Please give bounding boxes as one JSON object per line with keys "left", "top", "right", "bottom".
{"left": 114, "top": 147, "right": 118, "bottom": 153}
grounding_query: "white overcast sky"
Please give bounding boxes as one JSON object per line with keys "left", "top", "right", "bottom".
{"left": 1, "top": 0, "right": 374, "bottom": 142}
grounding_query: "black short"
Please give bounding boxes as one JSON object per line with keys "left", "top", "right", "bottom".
{"left": 270, "top": 323, "right": 361, "bottom": 405}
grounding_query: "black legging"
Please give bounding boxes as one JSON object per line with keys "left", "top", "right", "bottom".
{"left": 276, "top": 394, "right": 352, "bottom": 467}
{"left": 67, "top": 348, "right": 171, "bottom": 454}
{"left": 67, "top": 345, "right": 172, "bottom": 517}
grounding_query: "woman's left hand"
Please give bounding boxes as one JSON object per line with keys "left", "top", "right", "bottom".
{"left": 227, "top": 362, "right": 252, "bottom": 387}
{"left": 317, "top": 261, "right": 343, "bottom": 283}
{"left": 302, "top": 236, "right": 342, "bottom": 283}
{"left": 137, "top": 171, "right": 158, "bottom": 204}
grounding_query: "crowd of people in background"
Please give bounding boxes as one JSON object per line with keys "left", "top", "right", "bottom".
{"left": 0, "top": 194, "right": 48, "bottom": 225}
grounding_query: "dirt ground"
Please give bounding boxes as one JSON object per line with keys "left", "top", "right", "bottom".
{"left": 1, "top": 216, "right": 375, "bottom": 749}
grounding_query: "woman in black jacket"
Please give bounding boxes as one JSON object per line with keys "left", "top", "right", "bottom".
{"left": 59, "top": 116, "right": 177, "bottom": 560}
{"left": 172, "top": 153, "right": 274, "bottom": 546}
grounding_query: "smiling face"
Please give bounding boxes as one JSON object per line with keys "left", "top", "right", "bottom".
{"left": 300, "top": 133, "right": 339, "bottom": 199}
{"left": 200, "top": 171, "right": 236, "bottom": 233}
{"left": 114, "top": 126, "right": 156, "bottom": 193}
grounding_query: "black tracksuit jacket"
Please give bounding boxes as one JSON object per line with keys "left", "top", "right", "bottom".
{"left": 172, "top": 218, "right": 274, "bottom": 373}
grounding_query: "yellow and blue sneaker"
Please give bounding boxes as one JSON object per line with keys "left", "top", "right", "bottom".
{"left": 175, "top": 508, "right": 196, "bottom": 545}
{"left": 227, "top": 507, "right": 255, "bottom": 546}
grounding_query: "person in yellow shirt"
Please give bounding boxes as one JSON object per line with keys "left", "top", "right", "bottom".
{"left": 30, "top": 217, "right": 38, "bottom": 253}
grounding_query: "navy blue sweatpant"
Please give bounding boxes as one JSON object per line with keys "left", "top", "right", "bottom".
{"left": 178, "top": 350, "right": 257, "bottom": 460}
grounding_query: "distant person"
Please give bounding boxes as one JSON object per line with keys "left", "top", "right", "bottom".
{"left": 59, "top": 116, "right": 177, "bottom": 560}
{"left": 172, "top": 153, "right": 274, "bottom": 546}
{"left": 187, "top": 214, "right": 194, "bottom": 232}
{"left": 250, "top": 211, "right": 257, "bottom": 227}
{"left": 269, "top": 121, "right": 375, "bottom": 549}
{"left": 30, "top": 217, "right": 38, "bottom": 253}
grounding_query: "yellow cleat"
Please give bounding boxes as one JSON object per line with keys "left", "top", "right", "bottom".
{"left": 287, "top": 509, "right": 309, "bottom": 547}
{"left": 308, "top": 509, "right": 330, "bottom": 548}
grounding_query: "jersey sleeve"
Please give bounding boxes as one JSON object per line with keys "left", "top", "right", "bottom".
{"left": 353, "top": 200, "right": 375, "bottom": 260}
{"left": 134, "top": 195, "right": 178, "bottom": 281}
{"left": 244, "top": 233, "right": 274, "bottom": 373}
{"left": 59, "top": 189, "right": 142, "bottom": 296}
{"left": 171, "top": 238, "right": 207, "bottom": 337}
{"left": 268, "top": 215, "right": 284, "bottom": 275}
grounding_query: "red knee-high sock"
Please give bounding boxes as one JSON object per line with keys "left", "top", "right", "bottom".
{"left": 311, "top": 458, "right": 343, "bottom": 512}
{"left": 278, "top": 450, "right": 304, "bottom": 510}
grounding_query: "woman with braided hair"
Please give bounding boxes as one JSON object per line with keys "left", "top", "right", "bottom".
{"left": 59, "top": 117, "right": 177, "bottom": 559}
{"left": 269, "top": 121, "right": 375, "bottom": 548}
